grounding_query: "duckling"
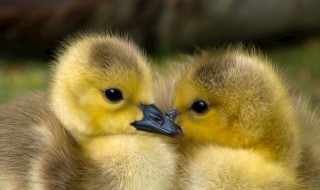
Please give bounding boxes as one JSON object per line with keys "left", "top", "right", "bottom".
{"left": 154, "top": 48, "right": 320, "bottom": 189}
{"left": 0, "top": 34, "right": 182, "bottom": 189}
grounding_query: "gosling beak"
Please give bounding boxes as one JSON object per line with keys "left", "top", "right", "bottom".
{"left": 131, "top": 104, "right": 183, "bottom": 137}
{"left": 165, "top": 109, "right": 178, "bottom": 120}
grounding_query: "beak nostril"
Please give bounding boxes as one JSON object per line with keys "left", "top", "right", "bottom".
{"left": 154, "top": 116, "right": 161, "bottom": 121}
{"left": 151, "top": 114, "right": 164, "bottom": 125}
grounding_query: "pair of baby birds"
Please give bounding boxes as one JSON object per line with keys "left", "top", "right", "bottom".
{"left": 0, "top": 33, "right": 319, "bottom": 189}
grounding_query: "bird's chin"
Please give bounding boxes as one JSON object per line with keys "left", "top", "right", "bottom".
{"left": 124, "top": 127, "right": 138, "bottom": 134}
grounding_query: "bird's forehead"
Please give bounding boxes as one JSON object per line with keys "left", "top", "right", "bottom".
{"left": 68, "top": 38, "right": 152, "bottom": 92}
{"left": 192, "top": 61, "right": 231, "bottom": 93}
{"left": 88, "top": 40, "right": 143, "bottom": 73}
{"left": 190, "top": 57, "right": 258, "bottom": 101}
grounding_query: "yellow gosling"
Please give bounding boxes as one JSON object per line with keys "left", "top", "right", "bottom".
{"left": 154, "top": 48, "right": 320, "bottom": 189}
{"left": 0, "top": 33, "right": 181, "bottom": 189}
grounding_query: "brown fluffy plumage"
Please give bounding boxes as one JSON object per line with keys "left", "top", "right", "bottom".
{"left": 0, "top": 93, "right": 82, "bottom": 189}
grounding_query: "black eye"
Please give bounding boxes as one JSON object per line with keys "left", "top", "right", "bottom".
{"left": 104, "top": 88, "right": 123, "bottom": 102}
{"left": 191, "top": 100, "right": 208, "bottom": 114}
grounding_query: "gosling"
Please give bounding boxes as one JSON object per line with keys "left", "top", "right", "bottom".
{"left": 155, "top": 48, "right": 320, "bottom": 189}
{"left": 0, "top": 33, "right": 181, "bottom": 189}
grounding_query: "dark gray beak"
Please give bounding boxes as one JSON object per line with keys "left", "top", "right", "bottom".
{"left": 165, "top": 109, "right": 178, "bottom": 120}
{"left": 131, "top": 104, "right": 183, "bottom": 137}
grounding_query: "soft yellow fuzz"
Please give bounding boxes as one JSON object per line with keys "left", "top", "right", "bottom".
{"left": 83, "top": 134, "right": 177, "bottom": 190}
{"left": 153, "top": 47, "right": 318, "bottom": 189}
{"left": 179, "top": 146, "right": 299, "bottom": 190}
{"left": 50, "top": 34, "right": 153, "bottom": 143}
{"left": 47, "top": 34, "right": 178, "bottom": 189}
{"left": 0, "top": 33, "right": 181, "bottom": 189}
{"left": 172, "top": 49, "right": 300, "bottom": 168}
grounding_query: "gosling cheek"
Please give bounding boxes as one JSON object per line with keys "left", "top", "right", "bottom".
{"left": 120, "top": 107, "right": 144, "bottom": 124}
{"left": 135, "top": 109, "right": 144, "bottom": 122}
{"left": 125, "top": 109, "right": 144, "bottom": 132}
{"left": 175, "top": 114, "right": 189, "bottom": 126}
{"left": 175, "top": 118, "right": 188, "bottom": 133}
{"left": 126, "top": 110, "right": 144, "bottom": 124}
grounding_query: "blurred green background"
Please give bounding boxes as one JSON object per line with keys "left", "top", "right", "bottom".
{"left": 0, "top": 0, "right": 320, "bottom": 107}
{"left": 1, "top": 39, "right": 320, "bottom": 105}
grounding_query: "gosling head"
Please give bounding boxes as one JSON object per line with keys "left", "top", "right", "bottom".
{"left": 50, "top": 34, "right": 182, "bottom": 142}
{"left": 172, "top": 49, "right": 300, "bottom": 166}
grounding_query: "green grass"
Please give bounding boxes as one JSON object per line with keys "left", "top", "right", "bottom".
{"left": 0, "top": 40, "right": 320, "bottom": 106}
{"left": 0, "top": 61, "right": 48, "bottom": 102}
{"left": 268, "top": 40, "right": 320, "bottom": 105}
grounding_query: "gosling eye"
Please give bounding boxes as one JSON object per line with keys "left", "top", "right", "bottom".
{"left": 104, "top": 88, "right": 123, "bottom": 103}
{"left": 191, "top": 100, "right": 208, "bottom": 114}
